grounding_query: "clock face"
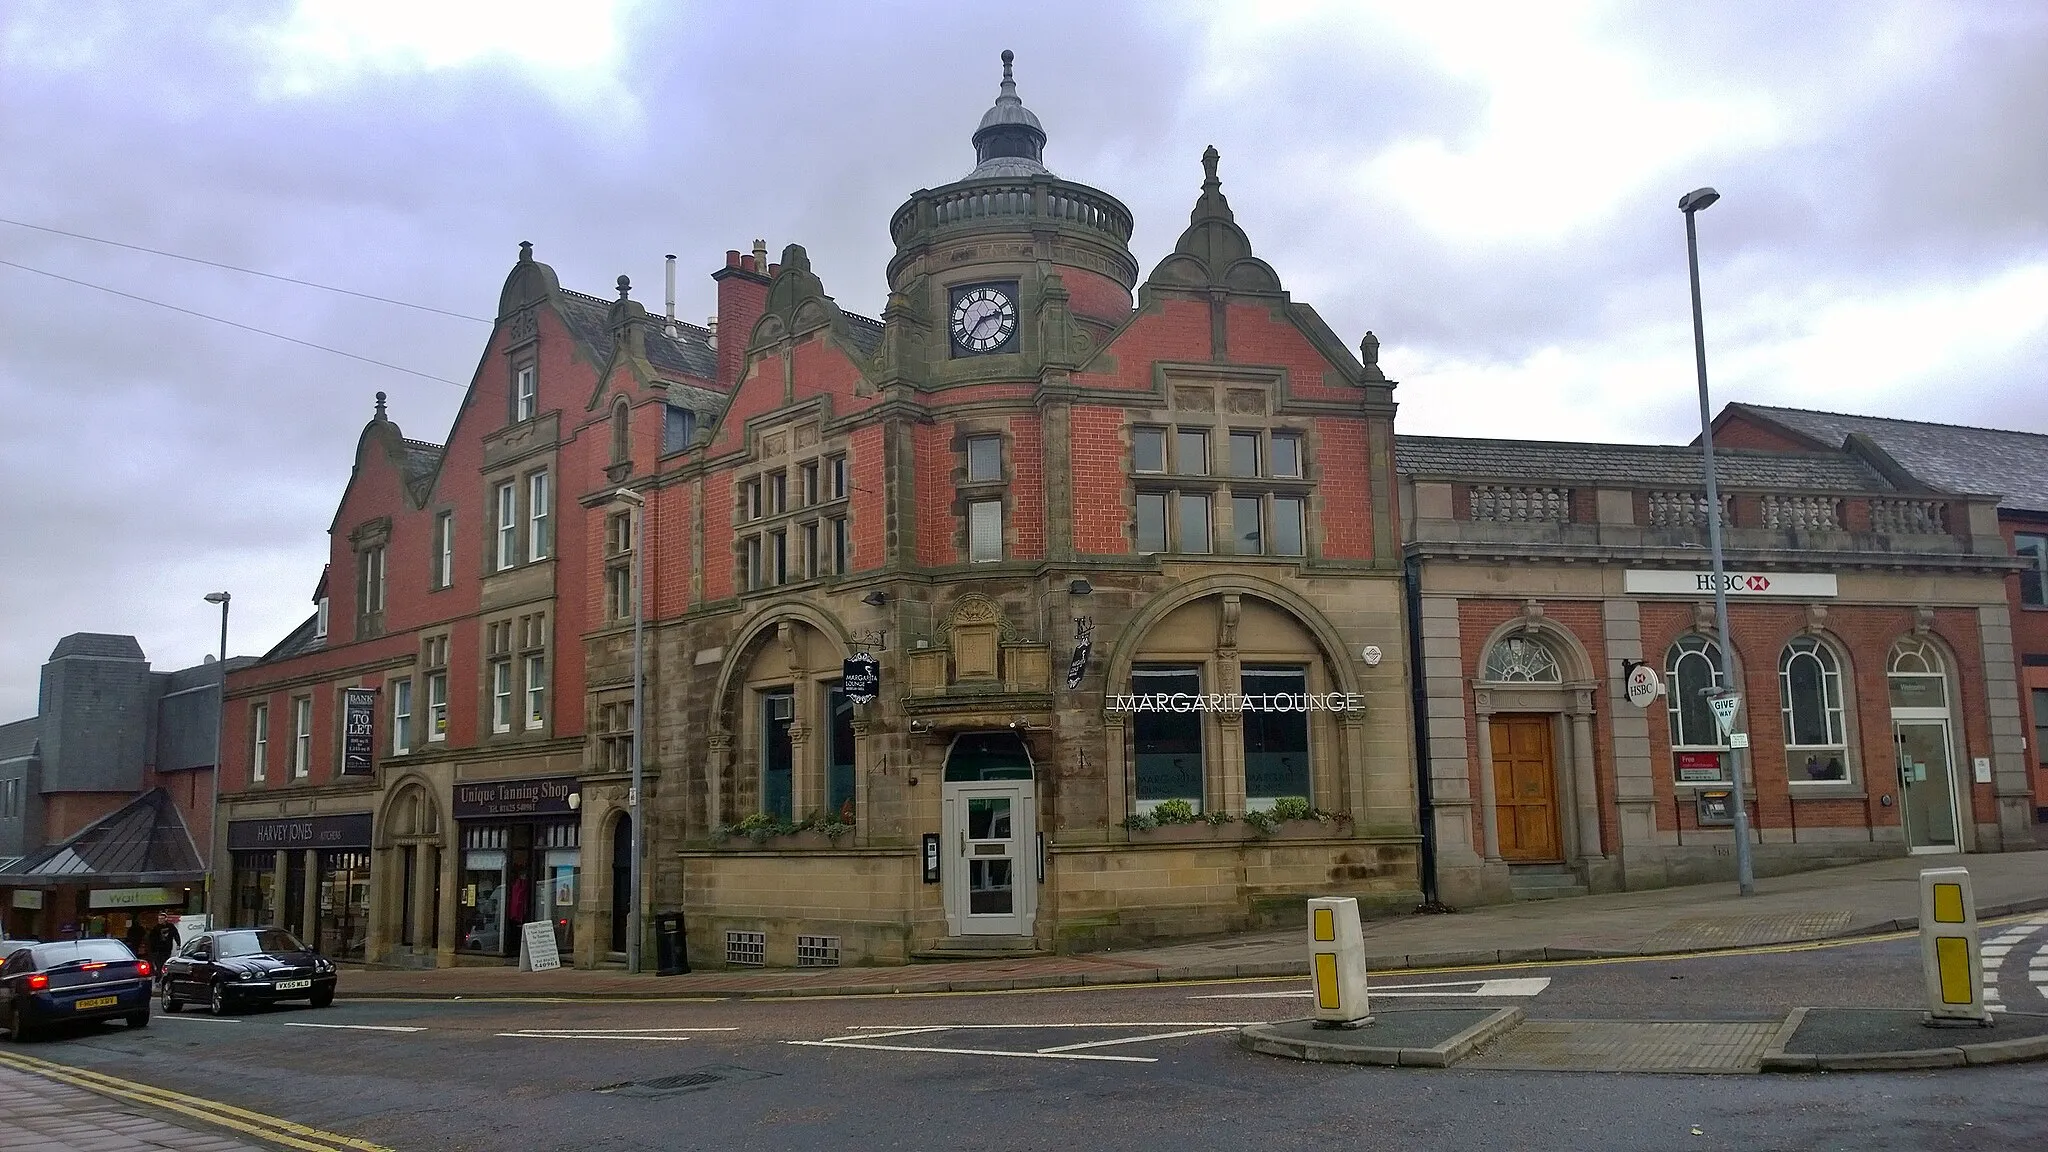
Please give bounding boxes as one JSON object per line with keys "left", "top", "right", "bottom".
{"left": 950, "top": 284, "right": 1018, "bottom": 354}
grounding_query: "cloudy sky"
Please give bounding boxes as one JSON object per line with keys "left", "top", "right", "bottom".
{"left": 2, "top": 1, "right": 2044, "bottom": 719}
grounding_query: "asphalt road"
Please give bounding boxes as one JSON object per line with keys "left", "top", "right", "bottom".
{"left": 7, "top": 927, "right": 2048, "bottom": 1152}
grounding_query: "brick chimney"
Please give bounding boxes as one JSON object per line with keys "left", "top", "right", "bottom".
{"left": 712, "top": 241, "right": 770, "bottom": 389}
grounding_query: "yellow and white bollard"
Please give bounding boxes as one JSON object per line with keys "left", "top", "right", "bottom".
{"left": 1919, "top": 866, "right": 1990, "bottom": 1025}
{"left": 1307, "top": 896, "right": 1372, "bottom": 1029}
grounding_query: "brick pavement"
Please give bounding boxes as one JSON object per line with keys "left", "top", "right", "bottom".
{"left": 339, "top": 850, "right": 2048, "bottom": 1000}
{"left": 0, "top": 1064, "right": 269, "bottom": 1152}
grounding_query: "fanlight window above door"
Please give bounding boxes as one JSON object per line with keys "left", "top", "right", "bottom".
{"left": 1483, "top": 636, "right": 1562, "bottom": 683}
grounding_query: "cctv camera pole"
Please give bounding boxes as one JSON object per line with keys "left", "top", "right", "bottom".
{"left": 1683, "top": 187, "right": 1754, "bottom": 897}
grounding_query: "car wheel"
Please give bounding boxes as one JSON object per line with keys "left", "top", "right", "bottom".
{"left": 310, "top": 987, "right": 334, "bottom": 1009}
{"left": 3, "top": 1004, "right": 34, "bottom": 1043}
{"left": 127, "top": 1010, "right": 150, "bottom": 1029}
{"left": 161, "top": 982, "right": 183, "bottom": 1013}
{"left": 208, "top": 981, "right": 233, "bottom": 1017}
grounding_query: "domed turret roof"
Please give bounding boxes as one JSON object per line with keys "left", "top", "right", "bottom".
{"left": 966, "top": 50, "right": 1051, "bottom": 180}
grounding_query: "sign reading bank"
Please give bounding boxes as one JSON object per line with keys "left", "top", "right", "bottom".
{"left": 1624, "top": 570, "right": 1838, "bottom": 598}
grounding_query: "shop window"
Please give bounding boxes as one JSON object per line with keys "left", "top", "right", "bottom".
{"left": 1781, "top": 638, "right": 1849, "bottom": 783}
{"left": 2017, "top": 534, "right": 2047, "bottom": 607}
{"left": 316, "top": 850, "right": 369, "bottom": 961}
{"left": 1133, "top": 427, "right": 1166, "bottom": 474}
{"left": 762, "top": 690, "right": 795, "bottom": 822}
{"left": 969, "top": 500, "right": 1004, "bottom": 563}
{"left": 231, "top": 851, "right": 276, "bottom": 929}
{"left": 1131, "top": 666, "right": 1204, "bottom": 814}
{"left": 1484, "top": 636, "right": 1562, "bottom": 683}
{"left": 1242, "top": 666, "right": 1311, "bottom": 809}
{"left": 1666, "top": 634, "right": 1727, "bottom": 782}
{"left": 967, "top": 435, "right": 1002, "bottom": 483}
{"left": 826, "top": 685, "right": 857, "bottom": 823}
{"left": 399, "top": 845, "right": 418, "bottom": 947}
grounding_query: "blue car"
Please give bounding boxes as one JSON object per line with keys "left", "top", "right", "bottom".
{"left": 0, "top": 938, "right": 153, "bottom": 1041}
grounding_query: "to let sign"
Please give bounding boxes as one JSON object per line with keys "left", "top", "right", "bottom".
{"left": 842, "top": 653, "right": 880, "bottom": 705}
{"left": 341, "top": 688, "right": 377, "bottom": 775}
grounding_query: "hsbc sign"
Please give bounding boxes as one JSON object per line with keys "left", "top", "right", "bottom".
{"left": 1624, "top": 570, "right": 1838, "bottom": 598}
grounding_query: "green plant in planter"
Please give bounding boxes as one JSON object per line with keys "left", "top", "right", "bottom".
{"left": 1203, "top": 809, "right": 1235, "bottom": 827}
{"left": 1241, "top": 808, "right": 1281, "bottom": 835}
{"left": 815, "top": 819, "right": 855, "bottom": 841}
{"left": 1151, "top": 798, "right": 1199, "bottom": 826}
{"left": 733, "top": 812, "right": 781, "bottom": 844}
{"left": 1271, "top": 796, "right": 1315, "bottom": 822}
{"left": 1120, "top": 812, "right": 1159, "bottom": 832}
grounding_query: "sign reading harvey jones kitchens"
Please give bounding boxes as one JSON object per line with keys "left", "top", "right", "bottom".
{"left": 1107, "top": 691, "right": 1366, "bottom": 714}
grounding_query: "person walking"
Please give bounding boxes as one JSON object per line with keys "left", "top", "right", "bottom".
{"left": 147, "top": 919, "right": 179, "bottom": 985}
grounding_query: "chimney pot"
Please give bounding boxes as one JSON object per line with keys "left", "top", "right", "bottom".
{"left": 740, "top": 254, "right": 756, "bottom": 273}
{"left": 726, "top": 249, "right": 742, "bottom": 268}
{"left": 768, "top": 263, "right": 779, "bottom": 278}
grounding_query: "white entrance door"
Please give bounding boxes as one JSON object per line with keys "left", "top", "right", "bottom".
{"left": 943, "top": 782, "right": 1036, "bottom": 937}
{"left": 1895, "top": 720, "right": 1961, "bottom": 853}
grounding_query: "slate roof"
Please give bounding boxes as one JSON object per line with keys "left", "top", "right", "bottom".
{"left": 0, "top": 788, "right": 203, "bottom": 884}
{"left": 1726, "top": 404, "right": 2048, "bottom": 513}
{"left": 557, "top": 290, "right": 719, "bottom": 382}
{"left": 1395, "top": 435, "right": 1897, "bottom": 491}
{"left": 0, "top": 717, "right": 40, "bottom": 761}
{"left": 260, "top": 613, "right": 323, "bottom": 663}
{"left": 48, "top": 634, "right": 145, "bottom": 661}
{"left": 842, "top": 312, "right": 884, "bottom": 357}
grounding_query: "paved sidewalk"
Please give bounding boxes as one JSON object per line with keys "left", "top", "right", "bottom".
{"left": 0, "top": 1063, "right": 267, "bottom": 1152}
{"left": 342, "top": 850, "right": 2048, "bottom": 1000}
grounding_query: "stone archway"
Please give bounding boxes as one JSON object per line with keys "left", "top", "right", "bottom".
{"left": 1471, "top": 616, "right": 1602, "bottom": 872}
{"left": 372, "top": 776, "right": 447, "bottom": 964}
{"left": 703, "top": 603, "right": 855, "bottom": 828}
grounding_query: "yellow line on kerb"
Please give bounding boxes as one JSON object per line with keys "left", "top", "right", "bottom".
{"left": 0, "top": 1049, "right": 391, "bottom": 1152}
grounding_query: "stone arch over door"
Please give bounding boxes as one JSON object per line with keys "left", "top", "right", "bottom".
{"left": 705, "top": 602, "right": 855, "bottom": 828}
{"left": 372, "top": 775, "right": 448, "bottom": 963}
{"left": 1100, "top": 575, "right": 1369, "bottom": 825}
{"left": 1471, "top": 617, "right": 1603, "bottom": 870}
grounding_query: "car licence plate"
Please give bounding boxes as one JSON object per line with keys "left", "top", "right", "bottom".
{"left": 74, "top": 996, "right": 119, "bottom": 1010}
{"left": 275, "top": 979, "right": 312, "bottom": 991}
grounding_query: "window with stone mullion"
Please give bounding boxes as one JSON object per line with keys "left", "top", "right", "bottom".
{"left": 1131, "top": 666, "right": 1205, "bottom": 814}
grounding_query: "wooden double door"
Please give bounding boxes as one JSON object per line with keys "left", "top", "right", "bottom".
{"left": 1490, "top": 714, "right": 1562, "bottom": 862}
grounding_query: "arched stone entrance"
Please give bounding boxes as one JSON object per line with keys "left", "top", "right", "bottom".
{"left": 1470, "top": 615, "right": 1604, "bottom": 893}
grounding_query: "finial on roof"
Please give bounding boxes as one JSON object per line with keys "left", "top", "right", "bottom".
{"left": 1002, "top": 49, "right": 1014, "bottom": 84}
{"left": 1202, "top": 145, "right": 1220, "bottom": 188}
{"left": 967, "top": 48, "right": 1049, "bottom": 178}
{"left": 374, "top": 391, "right": 387, "bottom": 419}
{"left": 518, "top": 241, "right": 532, "bottom": 262}
{"left": 616, "top": 275, "right": 631, "bottom": 300}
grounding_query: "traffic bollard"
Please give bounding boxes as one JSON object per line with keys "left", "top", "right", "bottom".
{"left": 1307, "top": 896, "right": 1372, "bottom": 1029}
{"left": 1919, "top": 866, "right": 1989, "bottom": 1025}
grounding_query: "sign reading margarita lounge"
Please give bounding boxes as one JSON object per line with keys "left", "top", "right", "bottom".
{"left": 453, "top": 776, "right": 579, "bottom": 820}
{"left": 1625, "top": 570, "right": 1838, "bottom": 598}
{"left": 1107, "top": 692, "right": 1366, "bottom": 714}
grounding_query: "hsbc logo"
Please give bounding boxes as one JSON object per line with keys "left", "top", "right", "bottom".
{"left": 1697, "top": 573, "right": 1771, "bottom": 592}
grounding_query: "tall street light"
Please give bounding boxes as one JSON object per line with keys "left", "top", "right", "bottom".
{"left": 1681, "top": 186, "right": 1755, "bottom": 897}
{"left": 609, "top": 488, "right": 647, "bottom": 973}
{"left": 203, "top": 591, "right": 231, "bottom": 922}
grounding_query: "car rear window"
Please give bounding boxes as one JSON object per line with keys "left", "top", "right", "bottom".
{"left": 33, "top": 940, "right": 138, "bottom": 967}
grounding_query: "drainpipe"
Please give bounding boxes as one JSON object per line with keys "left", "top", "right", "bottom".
{"left": 1403, "top": 551, "right": 1449, "bottom": 912}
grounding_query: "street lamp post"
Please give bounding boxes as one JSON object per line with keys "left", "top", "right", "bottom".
{"left": 203, "top": 592, "right": 231, "bottom": 921}
{"left": 1681, "top": 186, "right": 1755, "bottom": 898}
{"left": 610, "top": 489, "right": 647, "bottom": 973}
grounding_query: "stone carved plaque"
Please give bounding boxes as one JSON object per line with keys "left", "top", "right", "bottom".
{"left": 1226, "top": 389, "right": 1266, "bottom": 415}
{"left": 1173, "top": 386, "right": 1215, "bottom": 412}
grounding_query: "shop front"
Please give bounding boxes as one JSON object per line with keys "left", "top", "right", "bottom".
{"left": 451, "top": 776, "right": 580, "bottom": 963}
{"left": 226, "top": 813, "right": 373, "bottom": 960}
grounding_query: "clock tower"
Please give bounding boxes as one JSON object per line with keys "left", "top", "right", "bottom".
{"left": 883, "top": 51, "right": 1140, "bottom": 387}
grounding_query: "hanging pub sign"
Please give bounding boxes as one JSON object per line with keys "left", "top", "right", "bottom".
{"left": 843, "top": 652, "right": 881, "bottom": 705}
{"left": 1066, "top": 617, "right": 1094, "bottom": 690}
{"left": 341, "top": 687, "right": 377, "bottom": 775}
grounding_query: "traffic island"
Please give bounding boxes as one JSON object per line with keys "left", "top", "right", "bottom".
{"left": 1760, "top": 1008, "right": 2048, "bottom": 1071}
{"left": 1239, "top": 1007, "right": 1525, "bottom": 1067}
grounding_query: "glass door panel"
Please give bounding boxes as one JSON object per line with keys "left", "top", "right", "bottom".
{"left": 966, "top": 797, "right": 1015, "bottom": 916}
{"left": 1895, "top": 721, "right": 1959, "bottom": 851}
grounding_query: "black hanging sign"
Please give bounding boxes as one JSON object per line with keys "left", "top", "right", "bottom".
{"left": 341, "top": 687, "right": 377, "bottom": 775}
{"left": 1066, "top": 617, "right": 1094, "bottom": 690}
{"left": 843, "top": 652, "right": 880, "bottom": 705}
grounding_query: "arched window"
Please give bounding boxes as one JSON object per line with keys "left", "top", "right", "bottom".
{"left": 1483, "top": 635, "right": 1562, "bottom": 682}
{"left": 1888, "top": 638, "right": 1950, "bottom": 711}
{"left": 610, "top": 400, "right": 631, "bottom": 464}
{"left": 1780, "top": 638, "right": 1848, "bottom": 782}
{"left": 1666, "top": 634, "right": 1726, "bottom": 749}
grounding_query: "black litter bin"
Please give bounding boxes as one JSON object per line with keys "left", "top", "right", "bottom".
{"left": 654, "top": 912, "right": 689, "bottom": 976}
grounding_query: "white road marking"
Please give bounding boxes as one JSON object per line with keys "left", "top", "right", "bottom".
{"left": 841, "top": 1021, "right": 1255, "bottom": 1030}
{"left": 497, "top": 1033, "right": 696, "bottom": 1041}
{"left": 1036, "top": 1027, "right": 1235, "bottom": 1053}
{"left": 788, "top": 1038, "right": 1155, "bottom": 1063}
{"left": 282, "top": 1022, "right": 424, "bottom": 1033}
{"left": 1191, "top": 977, "right": 1550, "bottom": 1000}
{"left": 496, "top": 1026, "right": 737, "bottom": 1041}
{"left": 155, "top": 1015, "right": 240, "bottom": 1023}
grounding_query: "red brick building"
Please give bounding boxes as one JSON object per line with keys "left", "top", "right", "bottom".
{"left": 219, "top": 54, "right": 1419, "bottom": 969}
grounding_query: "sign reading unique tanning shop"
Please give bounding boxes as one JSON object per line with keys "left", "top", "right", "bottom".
{"left": 341, "top": 687, "right": 377, "bottom": 775}
{"left": 452, "top": 776, "right": 580, "bottom": 820}
{"left": 842, "top": 653, "right": 880, "bottom": 705}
